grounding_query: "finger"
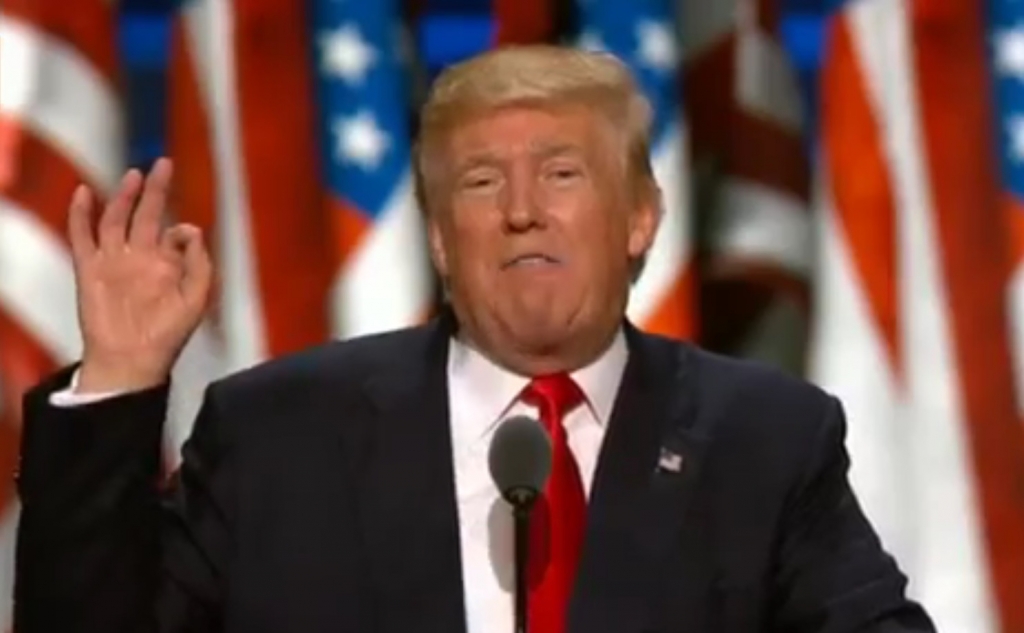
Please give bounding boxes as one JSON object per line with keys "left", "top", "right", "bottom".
{"left": 67, "top": 184, "right": 97, "bottom": 262}
{"left": 98, "top": 169, "right": 144, "bottom": 248}
{"left": 129, "top": 157, "right": 173, "bottom": 248}
{"left": 165, "top": 224, "right": 213, "bottom": 309}
{"left": 159, "top": 222, "right": 195, "bottom": 257}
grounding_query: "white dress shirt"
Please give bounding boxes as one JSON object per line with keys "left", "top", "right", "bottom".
{"left": 446, "top": 331, "right": 628, "bottom": 632}
{"left": 50, "top": 330, "right": 630, "bottom": 633}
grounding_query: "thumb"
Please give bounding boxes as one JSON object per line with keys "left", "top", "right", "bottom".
{"left": 164, "top": 224, "right": 213, "bottom": 310}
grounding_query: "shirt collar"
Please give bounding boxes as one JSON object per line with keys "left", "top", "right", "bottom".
{"left": 569, "top": 329, "right": 628, "bottom": 426}
{"left": 447, "top": 328, "right": 629, "bottom": 433}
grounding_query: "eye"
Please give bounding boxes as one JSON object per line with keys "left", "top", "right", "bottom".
{"left": 458, "top": 169, "right": 500, "bottom": 192}
{"left": 467, "top": 176, "right": 495, "bottom": 188}
{"left": 545, "top": 164, "right": 583, "bottom": 182}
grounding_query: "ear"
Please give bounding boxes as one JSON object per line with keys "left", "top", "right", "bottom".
{"left": 627, "top": 182, "right": 662, "bottom": 259}
{"left": 427, "top": 213, "right": 450, "bottom": 278}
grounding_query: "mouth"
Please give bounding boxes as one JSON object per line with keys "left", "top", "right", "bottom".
{"left": 502, "top": 253, "right": 562, "bottom": 269}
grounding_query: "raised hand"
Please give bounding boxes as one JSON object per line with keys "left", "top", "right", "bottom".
{"left": 70, "top": 158, "right": 213, "bottom": 393}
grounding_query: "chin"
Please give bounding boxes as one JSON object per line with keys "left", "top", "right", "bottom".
{"left": 502, "top": 306, "right": 579, "bottom": 347}
{"left": 513, "top": 324, "right": 569, "bottom": 349}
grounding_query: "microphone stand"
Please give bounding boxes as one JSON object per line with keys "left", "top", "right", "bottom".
{"left": 514, "top": 503, "right": 529, "bottom": 633}
{"left": 508, "top": 489, "right": 536, "bottom": 633}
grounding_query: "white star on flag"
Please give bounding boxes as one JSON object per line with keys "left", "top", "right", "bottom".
{"left": 320, "top": 24, "right": 377, "bottom": 85}
{"left": 996, "top": 26, "right": 1024, "bottom": 82}
{"left": 1007, "top": 115, "right": 1024, "bottom": 162}
{"left": 334, "top": 111, "right": 389, "bottom": 170}
{"left": 636, "top": 20, "right": 678, "bottom": 71}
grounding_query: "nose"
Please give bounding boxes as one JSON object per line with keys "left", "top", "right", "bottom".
{"left": 500, "top": 170, "right": 545, "bottom": 233}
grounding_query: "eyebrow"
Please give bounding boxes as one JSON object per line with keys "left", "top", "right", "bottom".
{"left": 454, "top": 141, "right": 585, "bottom": 173}
{"left": 454, "top": 153, "right": 502, "bottom": 174}
{"left": 532, "top": 141, "right": 584, "bottom": 160}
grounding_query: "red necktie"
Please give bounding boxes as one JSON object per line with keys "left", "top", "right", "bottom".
{"left": 520, "top": 373, "right": 587, "bottom": 633}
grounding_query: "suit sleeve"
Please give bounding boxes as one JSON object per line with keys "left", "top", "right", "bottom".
{"left": 14, "top": 365, "right": 236, "bottom": 633}
{"left": 769, "top": 396, "right": 937, "bottom": 633}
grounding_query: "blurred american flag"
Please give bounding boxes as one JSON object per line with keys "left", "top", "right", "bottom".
{"left": 164, "top": 0, "right": 335, "bottom": 451}
{"left": 810, "top": 0, "right": 1024, "bottom": 631}
{"left": 683, "top": 0, "right": 812, "bottom": 372}
{"left": 0, "top": 0, "right": 123, "bottom": 625}
{"left": 990, "top": 0, "right": 1024, "bottom": 433}
{"left": 311, "top": 0, "right": 432, "bottom": 339}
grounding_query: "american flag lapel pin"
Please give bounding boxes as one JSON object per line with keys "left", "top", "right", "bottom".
{"left": 657, "top": 446, "right": 684, "bottom": 473}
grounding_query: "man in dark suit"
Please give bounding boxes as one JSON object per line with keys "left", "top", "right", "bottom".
{"left": 14, "top": 45, "right": 934, "bottom": 632}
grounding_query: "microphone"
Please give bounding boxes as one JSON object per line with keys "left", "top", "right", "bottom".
{"left": 489, "top": 414, "right": 553, "bottom": 507}
{"left": 488, "top": 415, "right": 552, "bottom": 633}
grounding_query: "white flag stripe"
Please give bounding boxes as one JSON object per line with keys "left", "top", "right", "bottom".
{"left": 809, "top": 2, "right": 999, "bottom": 630}
{"left": 181, "top": 0, "right": 266, "bottom": 371}
{"left": 0, "top": 200, "right": 81, "bottom": 364}
{"left": 331, "top": 171, "right": 429, "bottom": 338}
{"left": 0, "top": 15, "right": 123, "bottom": 194}
{"left": 808, "top": 168, "right": 909, "bottom": 558}
{"left": 734, "top": 26, "right": 804, "bottom": 131}
{"left": 678, "top": 0, "right": 734, "bottom": 60}
{"left": 712, "top": 178, "right": 811, "bottom": 274}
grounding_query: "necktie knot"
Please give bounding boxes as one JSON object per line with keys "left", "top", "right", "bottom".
{"left": 521, "top": 373, "right": 585, "bottom": 430}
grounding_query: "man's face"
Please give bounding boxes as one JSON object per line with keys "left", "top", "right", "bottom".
{"left": 427, "top": 103, "right": 658, "bottom": 372}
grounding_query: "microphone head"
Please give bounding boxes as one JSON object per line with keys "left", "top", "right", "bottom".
{"left": 488, "top": 415, "right": 553, "bottom": 508}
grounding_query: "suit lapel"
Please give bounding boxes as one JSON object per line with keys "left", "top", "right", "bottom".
{"left": 356, "top": 311, "right": 468, "bottom": 633}
{"left": 569, "top": 324, "right": 711, "bottom": 633}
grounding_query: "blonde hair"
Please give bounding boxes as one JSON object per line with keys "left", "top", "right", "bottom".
{"left": 413, "top": 44, "right": 657, "bottom": 215}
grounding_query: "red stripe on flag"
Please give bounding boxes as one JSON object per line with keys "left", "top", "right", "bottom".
{"left": 168, "top": 20, "right": 217, "bottom": 239}
{"left": 820, "top": 17, "right": 901, "bottom": 377}
{"left": 728, "top": 110, "right": 809, "bottom": 202}
{"left": 1006, "top": 194, "right": 1024, "bottom": 267}
{"left": 3, "top": 0, "right": 118, "bottom": 80}
{"left": 0, "top": 125, "right": 100, "bottom": 238}
{"left": 233, "top": 0, "right": 334, "bottom": 356}
{"left": 0, "top": 116, "right": 21, "bottom": 192}
{"left": 491, "top": 0, "right": 553, "bottom": 45}
{"left": 329, "top": 196, "right": 371, "bottom": 271}
{"left": 684, "top": 35, "right": 733, "bottom": 165}
{"left": 641, "top": 266, "right": 696, "bottom": 341}
{"left": 755, "top": 0, "right": 782, "bottom": 34}
{"left": 911, "top": 6, "right": 1024, "bottom": 631}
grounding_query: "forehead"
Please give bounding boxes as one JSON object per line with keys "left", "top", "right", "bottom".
{"left": 446, "top": 104, "right": 608, "bottom": 164}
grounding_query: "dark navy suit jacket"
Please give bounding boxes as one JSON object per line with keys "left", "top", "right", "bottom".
{"left": 13, "top": 311, "right": 935, "bottom": 632}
